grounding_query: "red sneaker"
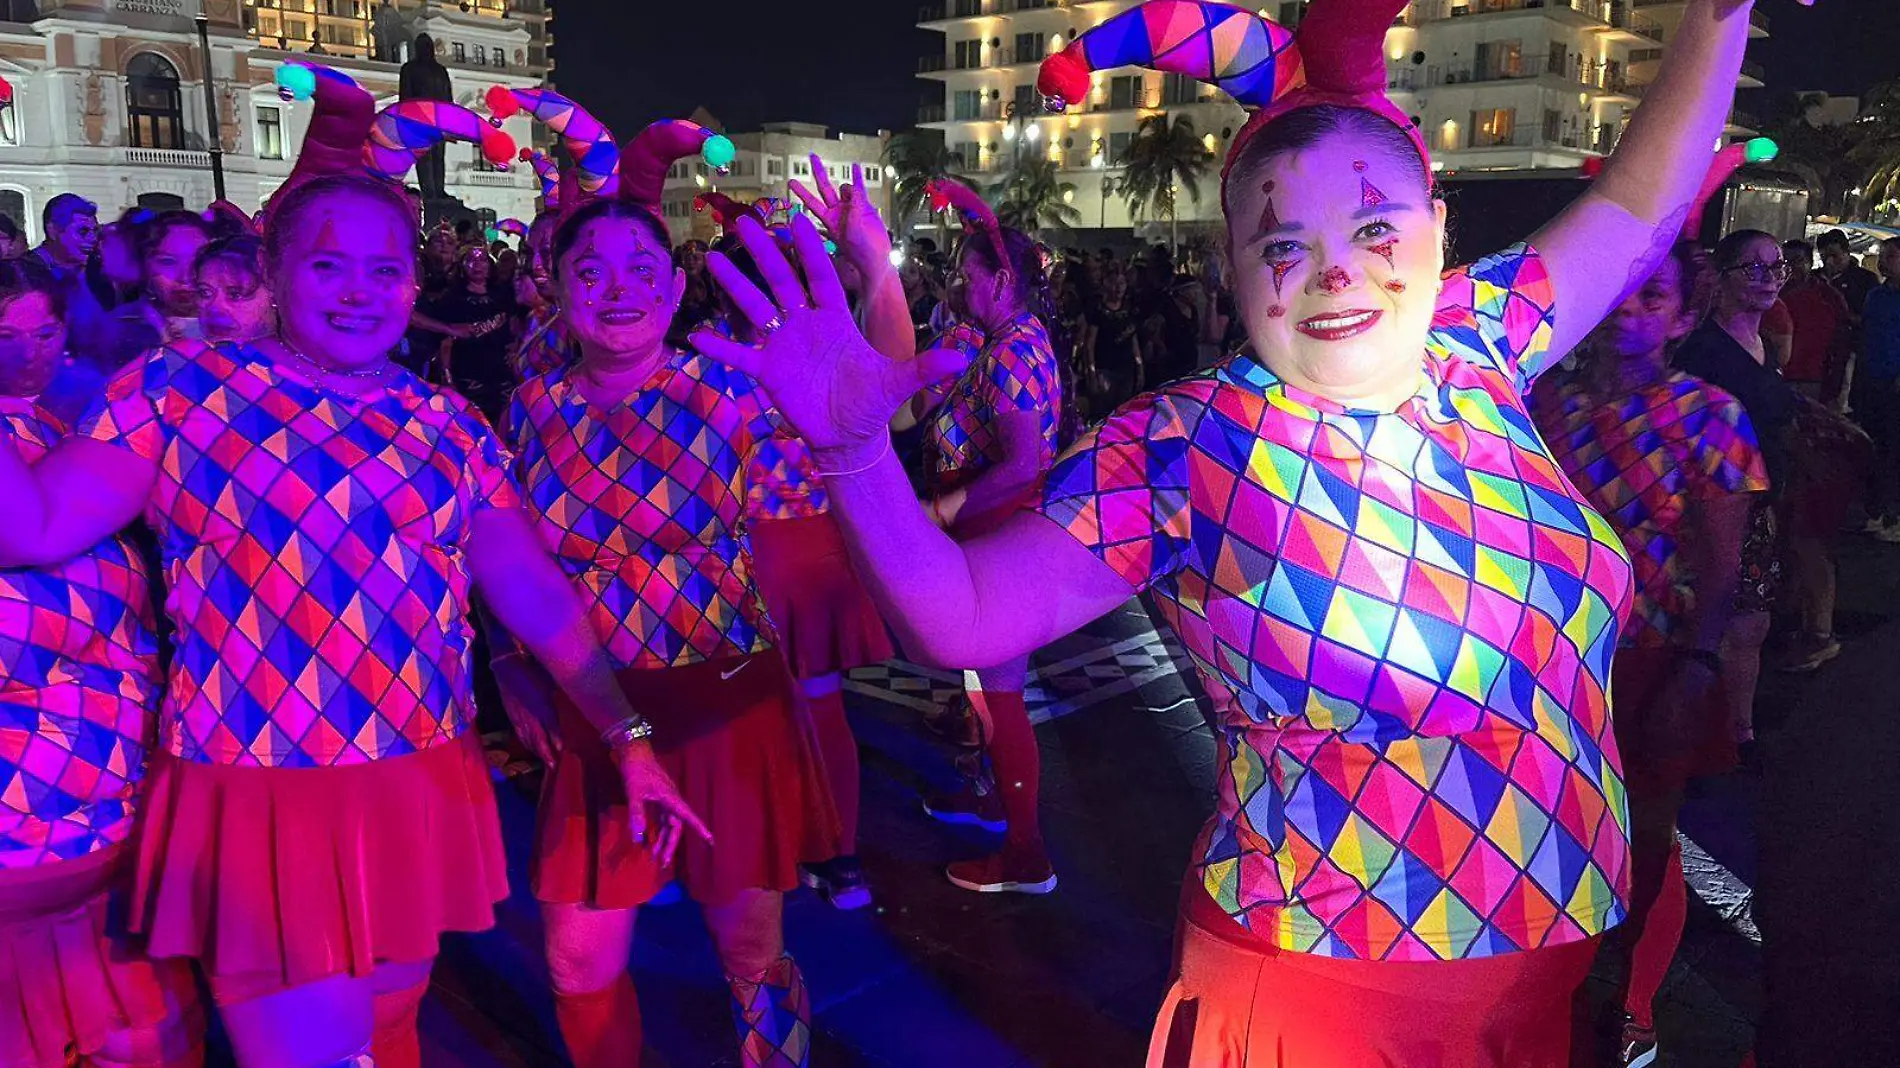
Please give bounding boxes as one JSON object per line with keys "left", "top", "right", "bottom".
{"left": 921, "top": 751, "right": 1007, "bottom": 832}
{"left": 946, "top": 851, "right": 1058, "bottom": 895}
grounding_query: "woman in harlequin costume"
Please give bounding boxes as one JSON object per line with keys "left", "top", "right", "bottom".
{"left": 881, "top": 177, "right": 1065, "bottom": 896}
{"left": 0, "top": 258, "right": 204, "bottom": 1068}
{"left": 0, "top": 66, "right": 704, "bottom": 1068}
{"left": 497, "top": 118, "right": 832, "bottom": 1068}
{"left": 693, "top": 0, "right": 1793, "bottom": 1060}
{"left": 1532, "top": 240, "right": 1766, "bottom": 1068}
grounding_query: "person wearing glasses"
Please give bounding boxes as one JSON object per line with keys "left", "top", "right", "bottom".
{"left": 1674, "top": 229, "right": 1795, "bottom": 751}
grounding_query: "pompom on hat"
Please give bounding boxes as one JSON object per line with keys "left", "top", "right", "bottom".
{"left": 925, "top": 177, "right": 1011, "bottom": 269}
{"left": 1037, "top": 0, "right": 1426, "bottom": 197}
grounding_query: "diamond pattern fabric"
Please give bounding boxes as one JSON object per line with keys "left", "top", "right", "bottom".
{"left": 0, "top": 398, "right": 160, "bottom": 868}
{"left": 507, "top": 353, "right": 778, "bottom": 671}
{"left": 76, "top": 342, "right": 517, "bottom": 768}
{"left": 512, "top": 307, "right": 576, "bottom": 379}
{"left": 1038, "top": 245, "right": 1633, "bottom": 961}
{"left": 924, "top": 313, "right": 1062, "bottom": 494}
{"left": 1534, "top": 373, "right": 1768, "bottom": 648}
{"left": 745, "top": 429, "right": 827, "bottom": 522}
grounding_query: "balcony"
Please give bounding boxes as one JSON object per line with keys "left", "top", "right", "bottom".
{"left": 1421, "top": 0, "right": 1614, "bottom": 22}
{"left": 919, "top": 54, "right": 947, "bottom": 73}
{"left": 918, "top": 104, "right": 947, "bottom": 124}
{"left": 124, "top": 148, "right": 212, "bottom": 169}
{"left": 1601, "top": 6, "right": 1665, "bottom": 42}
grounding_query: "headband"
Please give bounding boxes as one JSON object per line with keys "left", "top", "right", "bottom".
{"left": 926, "top": 178, "right": 1011, "bottom": 270}
{"left": 484, "top": 87, "right": 620, "bottom": 197}
{"left": 1037, "top": 0, "right": 1423, "bottom": 197}
{"left": 694, "top": 192, "right": 766, "bottom": 233}
{"left": 496, "top": 218, "right": 529, "bottom": 241}
{"left": 364, "top": 100, "right": 517, "bottom": 184}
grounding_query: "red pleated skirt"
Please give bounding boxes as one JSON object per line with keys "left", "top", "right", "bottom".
{"left": 532, "top": 655, "right": 841, "bottom": 910}
{"left": 748, "top": 515, "right": 893, "bottom": 679}
{"left": 0, "top": 847, "right": 201, "bottom": 1068}
{"left": 127, "top": 732, "right": 509, "bottom": 1003}
{"left": 1148, "top": 875, "right": 1598, "bottom": 1067}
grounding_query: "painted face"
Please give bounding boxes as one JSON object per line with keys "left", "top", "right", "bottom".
{"left": 273, "top": 192, "right": 418, "bottom": 370}
{"left": 50, "top": 212, "right": 99, "bottom": 261}
{"left": 196, "top": 260, "right": 275, "bottom": 344}
{"left": 1226, "top": 133, "right": 1445, "bottom": 408}
{"left": 1601, "top": 253, "right": 1688, "bottom": 360}
{"left": 146, "top": 224, "right": 210, "bottom": 318}
{"left": 555, "top": 216, "right": 683, "bottom": 362}
{"left": 0, "top": 292, "right": 68, "bottom": 398}
{"left": 1717, "top": 235, "right": 1787, "bottom": 315}
{"left": 527, "top": 217, "right": 558, "bottom": 301}
{"left": 953, "top": 240, "right": 1018, "bottom": 326}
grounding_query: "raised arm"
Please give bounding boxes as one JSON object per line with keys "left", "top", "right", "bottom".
{"left": 1531, "top": 0, "right": 1778, "bottom": 359}
{"left": 468, "top": 506, "right": 709, "bottom": 860}
{"left": 693, "top": 214, "right": 1133, "bottom": 669}
{"left": 0, "top": 423, "right": 154, "bottom": 568}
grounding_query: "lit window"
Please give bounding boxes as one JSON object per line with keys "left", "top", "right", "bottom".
{"left": 256, "top": 103, "right": 284, "bottom": 160}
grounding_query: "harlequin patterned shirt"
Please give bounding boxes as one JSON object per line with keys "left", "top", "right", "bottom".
{"left": 78, "top": 342, "right": 518, "bottom": 768}
{"left": 513, "top": 306, "right": 576, "bottom": 379}
{"left": 1039, "top": 245, "right": 1634, "bottom": 962}
{"left": 1535, "top": 373, "right": 1767, "bottom": 649}
{"left": 744, "top": 429, "right": 827, "bottom": 522}
{"left": 508, "top": 353, "right": 777, "bottom": 670}
{"left": 1, "top": 399, "right": 160, "bottom": 868}
{"left": 924, "top": 313, "right": 1062, "bottom": 495}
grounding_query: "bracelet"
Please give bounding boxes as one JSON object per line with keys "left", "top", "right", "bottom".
{"left": 601, "top": 714, "right": 655, "bottom": 751}
{"left": 812, "top": 433, "right": 891, "bottom": 478}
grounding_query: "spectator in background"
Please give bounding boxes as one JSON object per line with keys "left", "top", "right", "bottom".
{"left": 193, "top": 235, "right": 275, "bottom": 346}
{"left": 672, "top": 238, "right": 718, "bottom": 346}
{"left": 31, "top": 193, "right": 98, "bottom": 285}
{"left": 1134, "top": 246, "right": 1197, "bottom": 386}
{"left": 1760, "top": 296, "right": 1793, "bottom": 372}
{"left": 0, "top": 214, "right": 27, "bottom": 261}
{"left": 1084, "top": 259, "right": 1142, "bottom": 417}
{"left": 1818, "top": 228, "right": 1879, "bottom": 316}
{"left": 1779, "top": 238, "right": 1851, "bottom": 402}
{"left": 105, "top": 210, "right": 212, "bottom": 359}
{"left": 94, "top": 209, "right": 151, "bottom": 308}
{"left": 1862, "top": 237, "right": 1900, "bottom": 539}
{"left": 424, "top": 243, "right": 517, "bottom": 423}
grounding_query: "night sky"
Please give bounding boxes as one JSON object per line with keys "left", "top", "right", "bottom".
{"left": 551, "top": 0, "right": 1899, "bottom": 138}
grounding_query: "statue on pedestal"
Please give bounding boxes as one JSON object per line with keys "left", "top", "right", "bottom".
{"left": 372, "top": 0, "right": 411, "bottom": 64}
{"left": 398, "top": 32, "right": 453, "bottom": 201}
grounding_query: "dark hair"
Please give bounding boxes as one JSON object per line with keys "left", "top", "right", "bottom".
{"left": 1225, "top": 105, "right": 1431, "bottom": 212}
{"left": 263, "top": 174, "right": 416, "bottom": 275}
{"left": 959, "top": 224, "right": 1047, "bottom": 314}
{"left": 193, "top": 234, "right": 267, "bottom": 289}
{"left": 0, "top": 256, "right": 67, "bottom": 319}
{"left": 137, "top": 209, "right": 213, "bottom": 264}
{"left": 42, "top": 193, "right": 97, "bottom": 231}
{"left": 0, "top": 215, "right": 19, "bottom": 242}
{"left": 1783, "top": 238, "right": 1814, "bottom": 265}
{"left": 1712, "top": 228, "right": 1778, "bottom": 271}
{"left": 1815, "top": 228, "right": 1852, "bottom": 254}
{"left": 1883, "top": 236, "right": 1900, "bottom": 258}
{"left": 549, "top": 199, "right": 672, "bottom": 277}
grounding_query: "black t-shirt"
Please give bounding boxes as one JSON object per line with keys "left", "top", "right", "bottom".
{"left": 1674, "top": 319, "right": 1795, "bottom": 496}
{"left": 1828, "top": 263, "right": 1880, "bottom": 318}
{"left": 424, "top": 286, "right": 518, "bottom": 409}
{"left": 1137, "top": 287, "right": 1197, "bottom": 385}
{"left": 1087, "top": 299, "right": 1141, "bottom": 383}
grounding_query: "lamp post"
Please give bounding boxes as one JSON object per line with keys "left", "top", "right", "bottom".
{"left": 1100, "top": 174, "right": 1114, "bottom": 230}
{"left": 195, "top": 13, "right": 227, "bottom": 202}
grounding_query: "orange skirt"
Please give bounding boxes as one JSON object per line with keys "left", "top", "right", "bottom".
{"left": 128, "top": 732, "right": 508, "bottom": 1002}
{"left": 533, "top": 655, "right": 841, "bottom": 910}
{"left": 1150, "top": 880, "right": 1597, "bottom": 1067}
{"left": 0, "top": 847, "right": 201, "bottom": 1068}
{"left": 748, "top": 515, "right": 894, "bottom": 679}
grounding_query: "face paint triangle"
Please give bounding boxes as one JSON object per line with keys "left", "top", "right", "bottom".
{"left": 1360, "top": 176, "right": 1388, "bottom": 209}
{"left": 1259, "top": 197, "right": 1280, "bottom": 234}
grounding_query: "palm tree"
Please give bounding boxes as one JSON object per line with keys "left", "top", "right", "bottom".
{"left": 988, "top": 153, "right": 1082, "bottom": 235}
{"left": 883, "top": 130, "right": 969, "bottom": 247}
{"left": 1116, "top": 114, "right": 1213, "bottom": 251}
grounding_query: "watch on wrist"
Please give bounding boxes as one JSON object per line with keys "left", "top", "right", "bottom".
{"left": 601, "top": 714, "right": 654, "bottom": 752}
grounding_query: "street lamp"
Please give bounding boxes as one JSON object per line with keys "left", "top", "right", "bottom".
{"left": 196, "top": 13, "right": 227, "bottom": 201}
{"left": 1100, "top": 174, "right": 1115, "bottom": 230}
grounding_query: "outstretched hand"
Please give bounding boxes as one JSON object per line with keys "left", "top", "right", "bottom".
{"left": 790, "top": 155, "right": 891, "bottom": 277}
{"left": 691, "top": 214, "right": 969, "bottom": 452}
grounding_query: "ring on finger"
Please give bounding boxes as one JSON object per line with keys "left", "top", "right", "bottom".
{"left": 757, "top": 315, "right": 785, "bottom": 338}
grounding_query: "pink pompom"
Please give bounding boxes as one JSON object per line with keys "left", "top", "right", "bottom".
{"left": 484, "top": 85, "right": 520, "bottom": 121}
{"left": 481, "top": 126, "right": 517, "bottom": 167}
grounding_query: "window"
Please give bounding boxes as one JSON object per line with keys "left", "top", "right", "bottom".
{"left": 493, "top": 51, "right": 506, "bottom": 69}
{"left": 1472, "top": 39, "right": 1523, "bottom": 81}
{"left": 0, "top": 191, "right": 24, "bottom": 241}
{"left": 125, "top": 53, "right": 184, "bottom": 150}
{"left": 474, "top": 45, "right": 486, "bottom": 64}
{"left": 1277, "top": 1, "right": 1304, "bottom": 27}
{"left": 793, "top": 158, "right": 811, "bottom": 177}
{"left": 1013, "top": 83, "right": 1036, "bottom": 112}
{"left": 767, "top": 158, "right": 785, "bottom": 177}
{"left": 453, "top": 42, "right": 466, "bottom": 62}
{"left": 1471, "top": 107, "right": 1516, "bottom": 147}
{"left": 1109, "top": 75, "right": 1141, "bottom": 110}
{"left": 1161, "top": 73, "right": 1198, "bottom": 105}
{"left": 953, "top": 0, "right": 981, "bottom": 14}
{"left": 668, "top": 161, "right": 687, "bottom": 179}
{"left": 1013, "top": 32, "right": 1045, "bottom": 63}
{"left": 0, "top": 97, "right": 16, "bottom": 147}
{"left": 1548, "top": 41, "right": 1569, "bottom": 79}
{"left": 865, "top": 168, "right": 881, "bottom": 186}
{"left": 1108, "top": 130, "right": 1134, "bottom": 161}
{"left": 256, "top": 104, "right": 284, "bottom": 159}
{"left": 1543, "top": 108, "right": 1562, "bottom": 144}
{"left": 953, "top": 40, "right": 982, "bottom": 69}
{"left": 952, "top": 89, "right": 983, "bottom": 121}
{"left": 953, "top": 141, "right": 979, "bottom": 169}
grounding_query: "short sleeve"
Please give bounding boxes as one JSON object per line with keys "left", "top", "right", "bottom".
{"left": 74, "top": 353, "right": 166, "bottom": 465}
{"left": 447, "top": 398, "right": 519, "bottom": 513}
{"left": 984, "top": 329, "right": 1059, "bottom": 415}
{"left": 1036, "top": 388, "right": 1197, "bottom": 594}
{"left": 1688, "top": 388, "right": 1771, "bottom": 500}
{"left": 1432, "top": 242, "right": 1559, "bottom": 389}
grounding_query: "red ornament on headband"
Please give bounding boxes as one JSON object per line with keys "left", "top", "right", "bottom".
{"left": 694, "top": 191, "right": 767, "bottom": 234}
{"left": 926, "top": 177, "right": 1011, "bottom": 268}
{"left": 1037, "top": 0, "right": 1427, "bottom": 201}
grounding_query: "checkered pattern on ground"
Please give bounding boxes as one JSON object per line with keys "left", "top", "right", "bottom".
{"left": 1038, "top": 244, "right": 1635, "bottom": 962}
{"left": 508, "top": 353, "right": 777, "bottom": 670}
{"left": 78, "top": 341, "right": 515, "bottom": 767}
{"left": 0, "top": 398, "right": 161, "bottom": 867}
{"left": 1535, "top": 373, "right": 1769, "bottom": 648}
{"left": 924, "top": 313, "right": 1062, "bottom": 494}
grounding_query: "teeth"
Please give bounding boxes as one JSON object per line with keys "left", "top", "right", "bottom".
{"left": 1305, "top": 311, "right": 1376, "bottom": 330}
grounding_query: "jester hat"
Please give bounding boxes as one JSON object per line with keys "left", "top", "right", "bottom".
{"left": 485, "top": 87, "right": 620, "bottom": 197}
{"left": 263, "top": 62, "right": 378, "bottom": 225}
{"left": 694, "top": 191, "right": 767, "bottom": 234}
{"left": 364, "top": 99, "right": 517, "bottom": 184}
{"left": 1037, "top": 0, "right": 1427, "bottom": 198}
{"left": 926, "top": 177, "right": 1011, "bottom": 269}
{"left": 1580, "top": 136, "right": 1777, "bottom": 240}
{"left": 521, "top": 148, "right": 561, "bottom": 208}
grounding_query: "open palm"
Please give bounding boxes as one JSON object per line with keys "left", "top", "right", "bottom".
{"left": 691, "top": 215, "right": 968, "bottom": 451}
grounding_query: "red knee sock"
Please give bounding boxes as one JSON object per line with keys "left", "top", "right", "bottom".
{"left": 553, "top": 974, "right": 643, "bottom": 1068}
{"left": 972, "top": 690, "right": 1044, "bottom": 858}
{"left": 804, "top": 684, "right": 860, "bottom": 853}
{"left": 1623, "top": 839, "right": 1688, "bottom": 1029}
{"left": 370, "top": 980, "right": 427, "bottom": 1068}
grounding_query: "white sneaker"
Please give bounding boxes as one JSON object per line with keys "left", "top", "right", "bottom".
{"left": 1878, "top": 524, "right": 1900, "bottom": 544}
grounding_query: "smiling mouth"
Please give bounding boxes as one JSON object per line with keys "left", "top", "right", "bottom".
{"left": 598, "top": 308, "right": 647, "bottom": 326}
{"left": 325, "top": 313, "right": 381, "bottom": 333}
{"left": 1295, "top": 309, "right": 1382, "bottom": 341}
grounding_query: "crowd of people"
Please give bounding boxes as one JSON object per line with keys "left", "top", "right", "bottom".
{"left": 0, "top": 0, "right": 1875, "bottom": 1066}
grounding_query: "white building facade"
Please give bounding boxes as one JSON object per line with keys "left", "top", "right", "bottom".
{"left": 659, "top": 116, "right": 892, "bottom": 246}
{"left": 917, "top": 0, "right": 1767, "bottom": 232}
{"left": 0, "top": 0, "right": 550, "bottom": 243}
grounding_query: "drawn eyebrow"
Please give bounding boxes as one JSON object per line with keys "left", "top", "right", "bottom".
{"left": 1256, "top": 200, "right": 1420, "bottom": 239}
